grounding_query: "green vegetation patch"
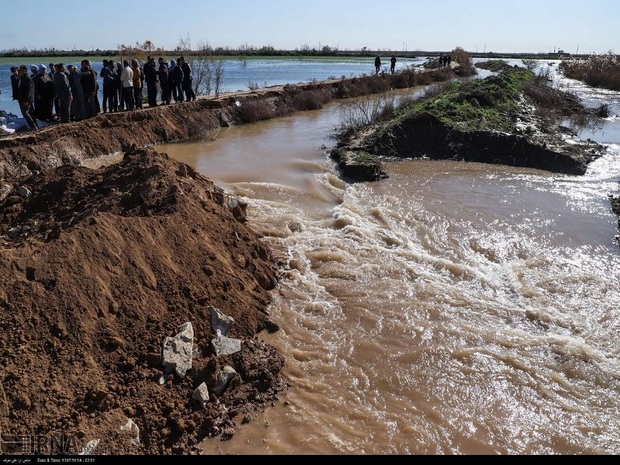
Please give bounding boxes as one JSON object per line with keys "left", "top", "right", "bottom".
{"left": 393, "top": 66, "right": 534, "bottom": 132}
{"left": 475, "top": 60, "right": 512, "bottom": 72}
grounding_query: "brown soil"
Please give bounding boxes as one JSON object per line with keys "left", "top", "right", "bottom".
{"left": 0, "top": 147, "right": 288, "bottom": 455}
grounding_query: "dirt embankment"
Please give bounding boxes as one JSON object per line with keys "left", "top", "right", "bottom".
{"left": 0, "top": 92, "right": 253, "bottom": 180}
{"left": 0, "top": 85, "right": 300, "bottom": 180}
{"left": 330, "top": 67, "right": 605, "bottom": 182}
{"left": 0, "top": 147, "right": 289, "bottom": 454}
{"left": 0, "top": 67, "right": 463, "bottom": 183}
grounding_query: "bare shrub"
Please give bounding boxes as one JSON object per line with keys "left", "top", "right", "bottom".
{"left": 596, "top": 103, "right": 610, "bottom": 118}
{"left": 559, "top": 53, "right": 620, "bottom": 91}
{"left": 390, "top": 70, "right": 413, "bottom": 89}
{"left": 174, "top": 35, "right": 214, "bottom": 97}
{"left": 423, "top": 82, "right": 450, "bottom": 99}
{"left": 235, "top": 100, "right": 275, "bottom": 124}
{"left": 429, "top": 67, "right": 454, "bottom": 82}
{"left": 451, "top": 47, "right": 477, "bottom": 76}
{"left": 522, "top": 59, "right": 539, "bottom": 72}
{"left": 291, "top": 89, "right": 333, "bottom": 111}
{"left": 336, "top": 94, "right": 396, "bottom": 132}
{"left": 214, "top": 59, "right": 225, "bottom": 96}
{"left": 524, "top": 82, "right": 583, "bottom": 116}
{"left": 366, "top": 74, "right": 391, "bottom": 93}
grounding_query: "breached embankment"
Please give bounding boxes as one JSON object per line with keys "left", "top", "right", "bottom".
{"left": 330, "top": 65, "right": 605, "bottom": 182}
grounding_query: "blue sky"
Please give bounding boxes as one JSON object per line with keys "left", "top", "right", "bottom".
{"left": 0, "top": 0, "right": 617, "bottom": 54}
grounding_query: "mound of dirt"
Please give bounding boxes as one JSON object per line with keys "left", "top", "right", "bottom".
{"left": 0, "top": 147, "right": 288, "bottom": 455}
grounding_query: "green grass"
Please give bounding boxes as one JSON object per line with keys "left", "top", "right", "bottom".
{"left": 395, "top": 66, "right": 535, "bottom": 132}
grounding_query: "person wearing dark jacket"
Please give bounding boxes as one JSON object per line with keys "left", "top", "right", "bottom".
{"left": 10, "top": 66, "right": 20, "bottom": 101}
{"left": 80, "top": 60, "right": 98, "bottom": 118}
{"left": 17, "top": 65, "right": 39, "bottom": 130}
{"left": 158, "top": 57, "right": 170, "bottom": 105}
{"left": 53, "top": 63, "right": 72, "bottom": 123}
{"left": 67, "top": 65, "right": 86, "bottom": 121}
{"left": 100, "top": 59, "right": 112, "bottom": 113}
{"left": 143, "top": 57, "right": 158, "bottom": 108}
{"left": 33, "top": 65, "right": 55, "bottom": 121}
{"left": 179, "top": 57, "right": 196, "bottom": 102}
{"left": 169, "top": 59, "right": 184, "bottom": 103}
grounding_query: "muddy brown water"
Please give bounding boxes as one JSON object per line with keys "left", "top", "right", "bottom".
{"left": 88, "top": 65, "right": 620, "bottom": 454}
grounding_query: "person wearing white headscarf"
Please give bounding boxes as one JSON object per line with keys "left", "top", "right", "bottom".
{"left": 33, "top": 64, "right": 55, "bottom": 121}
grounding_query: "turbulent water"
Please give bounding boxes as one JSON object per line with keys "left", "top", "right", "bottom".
{"left": 158, "top": 61, "right": 620, "bottom": 455}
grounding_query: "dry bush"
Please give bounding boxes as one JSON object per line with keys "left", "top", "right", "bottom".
{"left": 336, "top": 94, "right": 396, "bottom": 132}
{"left": 524, "top": 82, "right": 584, "bottom": 116}
{"left": 291, "top": 88, "right": 333, "bottom": 111}
{"left": 422, "top": 82, "right": 450, "bottom": 99}
{"left": 365, "top": 74, "right": 392, "bottom": 94}
{"left": 390, "top": 68, "right": 417, "bottom": 89}
{"left": 451, "top": 47, "right": 477, "bottom": 76}
{"left": 559, "top": 53, "right": 620, "bottom": 91}
{"left": 235, "top": 100, "right": 275, "bottom": 123}
{"left": 429, "top": 67, "right": 454, "bottom": 82}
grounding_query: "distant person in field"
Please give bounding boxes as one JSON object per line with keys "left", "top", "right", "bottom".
{"left": 34, "top": 64, "right": 55, "bottom": 122}
{"left": 17, "top": 65, "right": 39, "bottom": 130}
{"left": 447, "top": 54, "right": 452, "bottom": 67}
{"left": 49, "top": 62, "right": 60, "bottom": 118}
{"left": 100, "top": 59, "right": 113, "bottom": 113}
{"left": 169, "top": 59, "right": 184, "bottom": 103}
{"left": 375, "top": 55, "right": 381, "bottom": 74}
{"left": 390, "top": 55, "right": 397, "bottom": 74}
{"left": 115, "top": 62, "right": 124, "bottom": 111}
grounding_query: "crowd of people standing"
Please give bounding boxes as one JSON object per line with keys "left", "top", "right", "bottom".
{"left": 9, "top": 56, "right": 197, "bottom": 131}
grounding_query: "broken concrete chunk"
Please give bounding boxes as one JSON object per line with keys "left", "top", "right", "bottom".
{"left": 121, "top": 418, "right": 140, "bottom": 445}
{"left": 79, "top": 439, "right": 100, "bottom": 455}
{"left": 162, "top": 322, "right": 194, "bottom": 378}
{"left": 192, "top": 382, "right": 210, "bottom": 409}
{"left": 211, "top": 334, "right": 242, "bottom": 356}
{"left": 209, "top": 306, "right": 234, "bottom": 337}
{"left": 213, "top": 366, "right": 238, "bottom": 396}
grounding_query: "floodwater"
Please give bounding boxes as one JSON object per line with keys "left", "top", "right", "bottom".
{"left": 153, "top": 64, "right": 620, "bottom": 455}
{"left": 151, "top": 60, "right": 620, "bottom": 454}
